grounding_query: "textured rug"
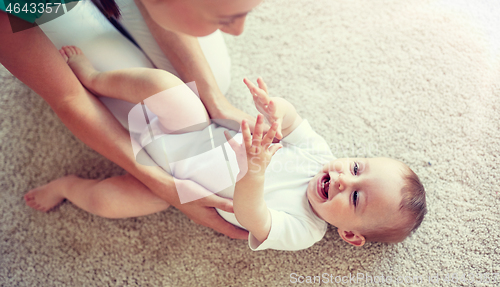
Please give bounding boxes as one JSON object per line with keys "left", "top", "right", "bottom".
{"left": 1, "top": 0, "right": 499, "bottom": 286}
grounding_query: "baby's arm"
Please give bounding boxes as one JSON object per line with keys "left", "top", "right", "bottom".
{"left": 225, "top": 116, "right": 282, "bottom": 242}
{"left": 244, "top": 78, "right": 303, "bottom": 139}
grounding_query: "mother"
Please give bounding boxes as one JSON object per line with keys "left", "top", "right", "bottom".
{"left": 0, "top": 0, "right": 263, "bottom": 239}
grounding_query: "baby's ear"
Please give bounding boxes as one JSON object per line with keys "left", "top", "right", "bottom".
{"left": 338, "top": 229, "right": 366, "bottom": 247}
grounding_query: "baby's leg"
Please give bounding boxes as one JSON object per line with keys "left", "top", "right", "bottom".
{"left": 24, "top": 174, "right": 169, "bottom": 218}
{"left": 60, "top": 46, "right": 209, "bottom": 133}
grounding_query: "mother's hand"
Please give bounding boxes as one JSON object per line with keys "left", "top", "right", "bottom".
{"left": 141, "top": 167, "right": 248, "bottom": 240}
{"left": 177, "top": 192, "right": 249, "bottom": 240}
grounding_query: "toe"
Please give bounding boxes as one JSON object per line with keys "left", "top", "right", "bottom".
{"left": 74, "top": 46, "right": 82, "bottom": 54}
{"left": 69, "top": 46, "right": 78, "bottom": 55}
{"left": 24, "top": 193, "right": 34, "bottom": 202}
{"left": 62, "top": 46, "right": 72, "bottom": 57}
{"left": 59, "top": 49, "right": 69, "bottom": 62}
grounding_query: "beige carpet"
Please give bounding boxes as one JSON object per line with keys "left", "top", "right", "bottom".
{"left": 1, "top": 0, "right": 499, "bottom": 286}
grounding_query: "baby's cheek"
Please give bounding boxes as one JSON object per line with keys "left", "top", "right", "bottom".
{"left": 331, "top": 201, "right": 349, "bottom": 219}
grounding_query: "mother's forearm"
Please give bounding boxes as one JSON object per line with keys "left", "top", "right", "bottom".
{"left": 133, "top": 0, "right": 225, "bottom": 110}
{"left": 0, "top": 13, "right": 173, "bottom": 204}
{"left": 54, "top": 91, "right": 180, "bottom": 205}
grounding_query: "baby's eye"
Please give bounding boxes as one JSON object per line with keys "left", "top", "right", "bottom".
{"left": 353, "top": 162, "right": 359, "bottom": 175}
{"left": 353, "top": 191, "right": 359, "bottom": 207}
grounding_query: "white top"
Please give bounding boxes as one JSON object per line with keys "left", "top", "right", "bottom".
{"left": 140, "top": 119, "right": 334, "bottom": 251}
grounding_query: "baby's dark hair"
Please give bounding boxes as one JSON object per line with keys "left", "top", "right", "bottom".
{"left": 362, "top": 165, "right": 427, "bottom": 243}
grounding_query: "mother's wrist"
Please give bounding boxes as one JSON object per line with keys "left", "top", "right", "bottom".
{"left": 204, "top": 94, "right": 229, "bottom": 115}
{"left": 134, "top": 165, "right": 178, "bottom": 201}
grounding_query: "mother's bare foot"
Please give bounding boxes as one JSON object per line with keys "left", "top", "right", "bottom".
{"left": 59, "top": 46, "right": 98, "bottom": 88}
{"left": 24, "top": 175, "right": 77, "bottom": 212}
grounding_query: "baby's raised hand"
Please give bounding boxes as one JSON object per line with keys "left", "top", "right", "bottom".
{"left": 244, "top": 78, "right": 285, "bottom": 139}
{"left": 225, "top": 114, "right": 282, "bottom": 178}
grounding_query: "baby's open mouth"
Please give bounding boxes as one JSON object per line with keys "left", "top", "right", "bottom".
{"left": 320, "top": 174, "right": 330, "bottom": 199}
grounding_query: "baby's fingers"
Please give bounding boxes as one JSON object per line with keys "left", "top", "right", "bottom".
{"left": 241, "top": 120, "right": 253, "bottom": 149}
{"left": 266, "top": 100, "right": 281, "bottom": 119}
{"left": 267, "top": 100, "right": 276, "bottom": 113}
{"left": 266, "top": 101, "right": 283, "bottom": 139}
{"left": 262, "top": 123, "right": 282, "bottom": 156}
{"left": 268, "top": 143, "right": 283, "bottom": 156}
{"left": 251, "top": 114, "right": 265, "bottom": 147}
{"left": 262, "top": 122, "right": 279, "bottom": 147}
{"left": 244, "top": 78, "right": 269, "bottom": 104}
{"left": 257, "top": 77, "right": 268, "bottom": 94}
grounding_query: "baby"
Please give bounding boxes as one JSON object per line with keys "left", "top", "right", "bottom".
{"left": 25, "top": 46, "right": 427, "bottom": 251}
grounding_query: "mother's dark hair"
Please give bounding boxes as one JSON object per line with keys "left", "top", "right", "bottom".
{"left": 91, "top": 0, "right": 121, "bottom": 19}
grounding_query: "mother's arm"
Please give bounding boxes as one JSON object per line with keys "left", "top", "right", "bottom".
{"left": 133, "top": 0, "right": 260, "bottom": 132}
{"left": 0, "top": 11, "right": 247, "bottom": 239}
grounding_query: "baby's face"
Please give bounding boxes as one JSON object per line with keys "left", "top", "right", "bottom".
{"left": 306, "top": 157, "right": 405, "bottom": 236}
